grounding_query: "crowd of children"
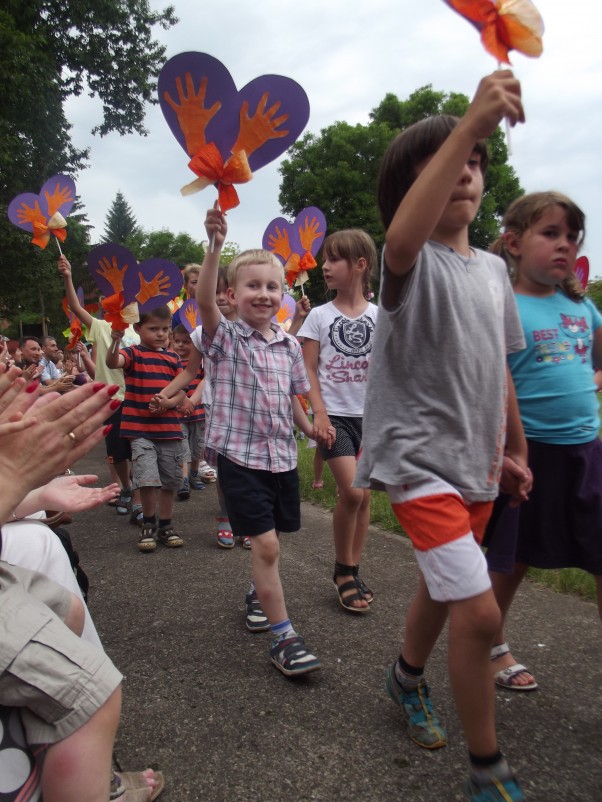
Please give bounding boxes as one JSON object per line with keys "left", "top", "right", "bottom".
{"left": 5, "top": 67, "right": 602, "bottom": 801}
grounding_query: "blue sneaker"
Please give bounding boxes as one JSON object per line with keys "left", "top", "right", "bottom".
{"left": 466, "top": 775, "right": 525, "bottom": 801}
{"left": 385, "top": 663, "right": 447, "bottom": 749}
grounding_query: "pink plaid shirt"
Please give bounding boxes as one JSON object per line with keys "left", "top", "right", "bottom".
{"left": 201, "top": 317, "right": 310, "bottom": 472}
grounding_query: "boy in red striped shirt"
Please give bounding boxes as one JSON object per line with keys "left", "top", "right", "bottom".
{"left": 107, "top": 305, "right": 187, "bottom": 552}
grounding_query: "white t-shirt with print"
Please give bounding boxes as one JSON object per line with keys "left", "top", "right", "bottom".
{"left": 298, "top": 301, "right": 378, "bottom": 417}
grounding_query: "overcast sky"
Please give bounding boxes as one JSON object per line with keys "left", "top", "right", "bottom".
{"left": 66, "top": 0, "right": 602, "bottom": 277}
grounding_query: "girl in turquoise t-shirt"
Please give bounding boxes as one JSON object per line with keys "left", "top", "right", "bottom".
{"left": 486, "top": 191, "right": 602, "bottom": 691}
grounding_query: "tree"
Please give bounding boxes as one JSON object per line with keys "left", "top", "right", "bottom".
{"left": 586, "top": 279, "right": 602, "bottom": 311}
{"left": 0, "top": 0, "right": 176, "bottom": 326}
{"left": 103, "top": 192, "right": 140, "bottom": 244}
{"left": 278, "top": 84, "right": 524, "bottom": 302}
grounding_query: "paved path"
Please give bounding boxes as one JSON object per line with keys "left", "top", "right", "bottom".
{"left": 72, "top": 447, "right": 602, "bottom": 802}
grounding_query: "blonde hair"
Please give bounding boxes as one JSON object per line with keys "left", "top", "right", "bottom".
{"left": 226, "top": 249, "right": 285, "bottom": 290}
{"left": 491, "top": 191, "right": 586, "bottom": 302}
{"left": 322, "top": 229, "right": 377, "bottom": 300}
{"left": 182, "top": 263, "right": 201, "bottom": 285}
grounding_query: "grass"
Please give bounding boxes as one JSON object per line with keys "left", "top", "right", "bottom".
{"left": 296, "top": 440, "right": 597, "bottom": 603}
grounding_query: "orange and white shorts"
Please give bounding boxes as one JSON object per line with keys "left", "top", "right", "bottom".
{"left": 386, "top": 476, "right": 493, "bottom": 602}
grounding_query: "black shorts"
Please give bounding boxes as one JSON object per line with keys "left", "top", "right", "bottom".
{"left": 487, "top": 438, "right": 602, "bottom": 574}
{"left": 104, "top": 407, "right": 132, "bottom": 465}
{"left": 320, "top": 416, "right": 362, "bottom": 460}
{"left": 217, "top": 454, "right": 301, "bottom": 537}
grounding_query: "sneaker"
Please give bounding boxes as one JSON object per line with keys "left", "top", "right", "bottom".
{"left": 245, "top": 591, "right": 270, "bottom": 632}
{"left": 177, "top": 478, "right": 190, "bottom": 500}
{"left": 189, "top": 471, "right": 206, "bottom": 491}
{"left": 137, "top": 524, "right": 157, "bottom": 553}
{"left": 157, "top": 527, "right": 184, "bottom": 548}
{"left": 217, "top": 529, "right": 235, "bottom": 549}
{"left": 240, "top": 536, "right": 252, "bottom": 549}
{"left": 466, "top": 775, "right": 525, "bottom": 802}
{"left": 385, "top": 664, "right": 447, "bottom": 749}
{"left": 116, "top": 488, "right": 133, "bottom": 515}
{"left": 129, "top": 505, "right": 143, "bottom": 526}
{"left": 270, "top": 635, "right": 321, "bottom": 677}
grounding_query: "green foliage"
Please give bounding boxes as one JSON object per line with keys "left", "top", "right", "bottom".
{"left": 103, "top": 192, "right": 139, "bottom": 244}
{"left": 0, "top": 0, "right": 176, "bottom": 329}
{"left": 586, "top": 279, "right": 602, "bottom": 311}
{"left": 279, "top": 84, "right": 523, "bottom": 303}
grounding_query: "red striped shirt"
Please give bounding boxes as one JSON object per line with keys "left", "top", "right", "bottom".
{"left": 119, "top": 345, "right": 183, "bottom": 440}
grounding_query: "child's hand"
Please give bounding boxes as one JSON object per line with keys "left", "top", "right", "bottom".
{"left": 312, "top": 411, "right": 335, "bottom": 448}
{"left": 149, "top": 393, "right": 168, "bottom": 414}
{"left": 57, "top": 255, "right": 72, "bottom": 277}
{"left": 178, "top": 397, "right": 195, "bottom": 416}
{"left": 295, "top": 296, "right": 311, "bottom": 319}
{"left": 499, "top": 454, "right": 532, "bottom": 508}
{"left": 463, "top": 70, "right": 525, "bottom": 141}
{"left": 205, "top": 204, "right": 227, "bottom": 249}
{"left": 110, "top": 330, "right": 125, "bottom": 341}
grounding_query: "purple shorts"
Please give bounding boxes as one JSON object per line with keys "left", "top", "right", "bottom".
{"left": 486, "top": 438, "right": 602, "bottom": 575}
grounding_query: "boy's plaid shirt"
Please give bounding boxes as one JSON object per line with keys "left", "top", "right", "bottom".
{"left": 201, "top": 317, "right": 310, "bottom": 472}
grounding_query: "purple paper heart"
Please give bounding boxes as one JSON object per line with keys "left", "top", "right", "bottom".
{"left": 7, "top": 174, "right": 76, "bottom": 232}
{"left": 180, "top": 299, "right": 201, "bottom": 333}
{"left": 88, "top": 244, "right": 184, "bottom": 314}
{"left": 263, "top": 206, "right": 327, "bottom": 263}
{"left": 158, "top": 52, "right": 310, "bottom": 172}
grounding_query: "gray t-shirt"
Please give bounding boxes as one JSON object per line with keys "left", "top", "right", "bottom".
{"left": 355, "top": 241, "right": 525, "bottom": 502}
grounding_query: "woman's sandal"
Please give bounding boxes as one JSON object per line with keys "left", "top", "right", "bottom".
{"left": 110, "top": 769, "right": 165, "bottom": 801}
{"left": 353, "top": 564, "right": 374, "bottom": 604}
{"left": 333, "top": 561, "right": 370, "bottom": 613}
{"left": 491, "top": 642, "right": 538, "bottom": 691}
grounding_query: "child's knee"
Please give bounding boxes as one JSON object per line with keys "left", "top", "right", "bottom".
{"left": 63, "top": 593, "right": 85, "bottom": 636}
{"left": 251, "top": 530, "right": 280, "bottom": 565}
{"left": 452, "top": 591, "right": 501, "bottom": 640}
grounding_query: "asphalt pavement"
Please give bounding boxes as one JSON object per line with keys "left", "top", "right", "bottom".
{"left": 72, "top": 446, "right": 602, "bottom": 802}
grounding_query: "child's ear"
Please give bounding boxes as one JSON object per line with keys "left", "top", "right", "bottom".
{"left": 503, "top": 231, "right": 521, "bottom": 257}
{"left": 356, "top": 257, "right": 367, "bottom": 271}
{"left": 226, "top": 287, "right": 236, "bottom": 305}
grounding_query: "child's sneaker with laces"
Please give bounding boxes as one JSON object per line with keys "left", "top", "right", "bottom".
{"left": 137, "top": 524, "right": 157, "bottom": 553}
{"left": 270, "top": 635, "right": 321, "bottom": 677}
{"left": 245, "top": 590, "right": 270, "bottom": 632}
{"left": 157, "top": 526, "right": 184, "bottom": 548}
{"left": 385, "top": 663, "right": 447, "bottom": 749}
{"left": 466, "top": 774, "right": 525, "bottom": 802}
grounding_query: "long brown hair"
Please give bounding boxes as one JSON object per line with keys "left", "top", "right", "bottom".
{"left": 490, "top": 191, "right": 586, "bottom": 301}
{"left": 322, "top": 229, "right": 377, "bottom": 300}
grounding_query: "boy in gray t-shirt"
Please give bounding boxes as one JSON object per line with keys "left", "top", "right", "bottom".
{"left": 355, "top": 72, "right": 531, "bottom": 802}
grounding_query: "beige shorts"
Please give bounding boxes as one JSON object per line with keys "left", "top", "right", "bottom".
{"left": 181, "top": 420, "right": 204, "bottom": 463}
{"left": 0, "top": 562, "right": 122, "bottom": 745}
{"left": 131, "top": 437, "right": 185, "bottom": 491}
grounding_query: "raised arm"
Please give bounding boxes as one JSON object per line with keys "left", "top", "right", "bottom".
{"left": 58, "top": 255, "right": 94, "bottom": 328}
{"left": 196, "top": 205, "right": 227, "bottom": 339}
{"left": 385, "top": 71, "right": 524, "bottom": 276}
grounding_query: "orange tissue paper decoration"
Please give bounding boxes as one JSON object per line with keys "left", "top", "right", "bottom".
{"left": 182, "top": 143, "right": 252, "bottom": 211}
{"left": 101, "top": 293, "right": 139, "bottom": 332}
{"left": 443, "top": 0, "right": 544, "bottom": 64}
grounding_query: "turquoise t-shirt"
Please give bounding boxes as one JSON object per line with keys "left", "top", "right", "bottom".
{"left": 508, "top": 291, "right": 602, "bottom": 444}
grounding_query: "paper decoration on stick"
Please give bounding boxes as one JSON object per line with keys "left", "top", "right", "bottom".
{"left": 88, "top": 244, "right": 184, "bottom": 331}
{"left": 575, "top": 256, "right": 589, "bottom": 290}
{"left": 442, "top": 0, "right": 543, "bottom": 151}
{"left": 263, "top": 207, "right": 327, "bottom": 291}
{"left": 180, "top": 299, "right": 201, "bottom": 333}
{"left": 7, "top": 175, "right": 76, "bottom": 254}
{"left": 61, "top": 290, "right": 84, "bottom": 350}
{"left": 442, "top": 0, "right": 543, "bottom": 64}
{"left": 158, "top": 52, "right": 310, "bottom": 214}
{"left": 273, "top": 293, "right": 297, "bottom": 332}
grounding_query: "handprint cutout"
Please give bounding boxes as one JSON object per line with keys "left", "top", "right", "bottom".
{"left": 263, "top": 207, "right": 327, "bottom": 287}
{"left": 180, "top": 299, "right": 201, "bottom": 334}
{"left": 158, "top": 52, "right": 310, "bottom": 206}
{"left": 136, "top": 271, "right": 172, "bottom": 306}
{"left": 98, "top": 256, "right": 128, "bottom": 294}
{"left": 7, "top": 175, "right": 76, "bottom": 250}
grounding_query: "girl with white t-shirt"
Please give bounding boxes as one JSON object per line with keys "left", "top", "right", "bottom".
{"left": 299, "top": 230, "right": 378, "bottom": 612}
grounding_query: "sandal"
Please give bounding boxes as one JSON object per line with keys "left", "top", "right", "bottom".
{"left": 353, "top": 565, "right": 374, "bottom": 603}
{"left": 333, "top": 561, "right": 370, "bottom": 613}
{"left": 116, "top": 488, "right": 133, "bottom": 516}
{"left": 157, "top": 527, "right": 184, "bottom": 548}
{"left": 491, "top": 642, "right": 538, "bottom": 691}
{"left": 197, "top": 461, "right": 217, "bottom": 483}
{"left": 110, "top": 769, "right": 165, "bottom": 801}
{"left": 216, "top": 517, "right": 235, "bottom": 548}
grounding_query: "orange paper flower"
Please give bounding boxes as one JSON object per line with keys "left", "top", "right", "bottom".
{"left": 285, "top": 251, "right": 317, "bottom": 287}
{"left": 31, "top": 212, "right": 68, "bottom": 249}
{"left": 444, "top": 0, "right": 544, "bottom": 64}
{"left": 101, "top": 293, "right": 139, "bottom": 332}
{"left": 182, "top": 142, "right": 252, "bottom": 211}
